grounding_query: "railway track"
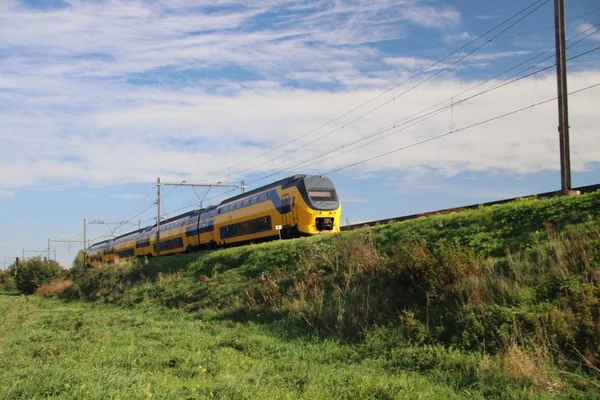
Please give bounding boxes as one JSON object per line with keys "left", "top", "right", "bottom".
{"left": 340, "top": 183, "right": 600, "bottom": 231}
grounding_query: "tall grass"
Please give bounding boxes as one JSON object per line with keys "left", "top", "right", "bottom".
{"left": 238, "top": 225, "right": 600, "bottom": 371}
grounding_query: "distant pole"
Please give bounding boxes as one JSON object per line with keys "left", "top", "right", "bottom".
{"left": 22, "top": 249, "right": 24, "bottom": 261}
{"left": 83, "top": 218, "right": 87, "bottom": 266}
{"left": 47, "top": 238, "right": 51, "bottom": 264}
{"left": 138, "top": 220, "right": 141, "bottom": 229}
{"left": 156, "top": 177, "right": 161, "bottom": 256}
{"left": 554, "top": 0, "right": 571, "bottom": 191}
{"left": 241, "top": 180, "right": 245, "bottom": 194}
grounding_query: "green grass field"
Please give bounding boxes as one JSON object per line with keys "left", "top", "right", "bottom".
{"left": 1, "top": 294, "right": 598, "bottom": 399}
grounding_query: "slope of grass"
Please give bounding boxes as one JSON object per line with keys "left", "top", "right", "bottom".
{"left": 10, "top": 190, "right": 599, "bottom": 398}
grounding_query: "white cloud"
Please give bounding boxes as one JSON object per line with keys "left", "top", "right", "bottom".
{"left": 0, "top": 0, "right": 599, "bottom": 196}
{"left": 2, "top": 69, "right": 599, "bottom": 194}
{"left": 468, "top": 51, "right": 531, "bottom": 62}
{"left": 399, "top": 5, "right": 460, "bottom": 29}
{"left": 0, "top": 189, "right": 15, "bottom": 198}
{"left": 342, "top": 197, "right": 370, "bottom": 203}
{"left": 443, "top": 31, "right": 476, "bottom": 43}
{"left": 111, "top": 193, "right": 146, "bottom": 200}
{"left": 383, "top": 56, "right": 435, "bottom": 70}
{"left": 576, "top": 23, "right": 600, "bottom": 43}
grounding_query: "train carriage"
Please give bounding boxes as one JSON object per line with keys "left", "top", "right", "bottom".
{"left": 154, "top": 215, "right": 188, "bottom": 256}
{"left": 112, "top": 232, "right": 137, "bottom": 261}
{"left": 134, "top": 227, "right": 154, "bottom": 258}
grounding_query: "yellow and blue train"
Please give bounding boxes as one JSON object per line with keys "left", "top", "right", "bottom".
{"left": 86, "top": 175, "right": 341, "bottom": 265}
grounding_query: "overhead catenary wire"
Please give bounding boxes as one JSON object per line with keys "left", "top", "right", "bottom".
{"left": 110, "top": 77, "right": 600, "bottom": 228}
{"left": 155, "top": 45, "right": 600, "bottom": 222}
{"left": 565, "top": 21, "right": 600, "bottom": 49}
{"left": 494, "top": 4, "right": 600, "bottom": 41}
{"left": 218, "top": 0, "right": 553, "bottom": 185}
{"left": 207, "top": 3, "right": 597, "bottom": 191}
{"left": 182, "top": 0, "right": 551, "bottom": 186}
{"left": 320, "top": 81, "right": 600, "bottom": 176}
{"left": 117, "top": 185, "right": 155, "bottom": 221}
{"left": 238, "top": 32, "right": 598, "bottom": 188}
{"left": 240, "top": 63, "right": 556, "bottom": 186}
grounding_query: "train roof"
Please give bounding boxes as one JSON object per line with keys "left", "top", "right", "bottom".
{"left": 219, "top": 174, "right": 308, "bottom": 205}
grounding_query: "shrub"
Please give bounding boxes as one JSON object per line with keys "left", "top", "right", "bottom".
{"left": 0, "top": 268, "right": 17, "bottom": 291}
{"left": 14, "top": 258, "right": 62, "bottom": 295}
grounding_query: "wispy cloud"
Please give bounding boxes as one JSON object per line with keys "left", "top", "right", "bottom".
{"left": 111, "top": 193, "right": 146, "bottom": 200}
{"left": 0, "top": 189, "right": 15, "bottom": 198}
{"left": 576, "top": 23, "right": 600, "bottom": 43}
{"left": 443, "top": 31, "right": 476, "bottom": 43}
{"left": 342, "top": 197, "right": 370, "bottom": 203}
{"left": 0, "top": 0, "right": 599, "bottom": 196}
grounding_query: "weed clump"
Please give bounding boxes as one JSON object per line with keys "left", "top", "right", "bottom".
{"left": 35, "top": 278, "right": 73, "bottom": 297}
{"left": 14, "top": 257, "right": 62, "bottom": 295}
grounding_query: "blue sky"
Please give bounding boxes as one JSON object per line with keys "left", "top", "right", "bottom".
{"left": 1, "top": 0, "right": 599, "bottom": 267}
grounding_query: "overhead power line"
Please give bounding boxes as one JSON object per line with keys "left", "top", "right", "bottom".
{"left": 239, "top": 32, "right": 598, "bottom": 188}
{"left": 215, "top": 0, "right": 552, "bottom": 188}
{"left": 117, "top": 185, "right": 155, "bottom": 221}
{"left": 163, "top": 45, "right": 600, "bottom": 216}
{"left": 321, "top": 81, "right": 600, "bottom": 176}
{"left": 102, "top": 2, "right": 596, "bottom": 222}
{"left": 182, "top": 0, "right": 551, "bottom": 186}
{"left": 494, "top": 4, "right": 600, "bottom": 41}
{"left": 566, "top": 21, "right": 600, "bottom": 49}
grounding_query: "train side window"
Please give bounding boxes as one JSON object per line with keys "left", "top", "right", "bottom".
{"left": 259, "top": 194, "right": 267, "bottom": 202}
{"left": 235, "top": 202, "right": 241, "bottom": 209}
{"left": 251, "top": 196, "right": 258, "bottom": 205}
{"left": 242, "top": 199, "right": 250, "bottom": 207}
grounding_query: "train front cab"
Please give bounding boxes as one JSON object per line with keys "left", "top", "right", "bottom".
{"left": 291, "top": 175, "right": 341, "bottom": 235}
{"left": 211, "top": 175, "right": 341, "bottom": 246}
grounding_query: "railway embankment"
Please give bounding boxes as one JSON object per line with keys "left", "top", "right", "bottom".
{"left": 5, "top": 189, "right": 600, "bottom": 395}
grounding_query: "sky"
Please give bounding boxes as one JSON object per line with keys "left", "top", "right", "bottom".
{"left": 1, "top": 0, "right": 599, "bottom": 268}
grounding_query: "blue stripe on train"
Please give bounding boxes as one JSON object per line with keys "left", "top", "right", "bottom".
{"left": 199, "top": 189, "right": 292, "bottom": 222}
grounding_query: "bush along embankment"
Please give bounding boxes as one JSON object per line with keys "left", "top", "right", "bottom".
{"left": 41, "top": 190, "right": 600, "bottom": 393}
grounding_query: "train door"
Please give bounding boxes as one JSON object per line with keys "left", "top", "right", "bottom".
{"left": 208, "top": 217, "right": 215, "bottom": 245}
{"left": 291, "top": 196, "right": 298, "bottom": 224}
{"left": 281, "top": 194, "right": 292, "bottom": 228}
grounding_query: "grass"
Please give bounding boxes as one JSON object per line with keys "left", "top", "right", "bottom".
{"left": 1, "top": 294, "right": 595, "bottom": 399}
{"left": 3, "top": 190, "right": 600, "bottom": 398}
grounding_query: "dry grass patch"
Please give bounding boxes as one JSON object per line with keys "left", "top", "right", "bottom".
{"left": 500, "top": 344, "right": 561, "bottom": 390}
{"left": 35, "top": 278, "right": 73, "bottom": 297}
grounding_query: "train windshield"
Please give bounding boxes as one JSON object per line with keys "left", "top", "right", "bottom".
{"left": 301, "top": 175, "right": 339, "bottom": 210}
{"left": 308, "top": 190, "right": 336, "bottom": 202}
